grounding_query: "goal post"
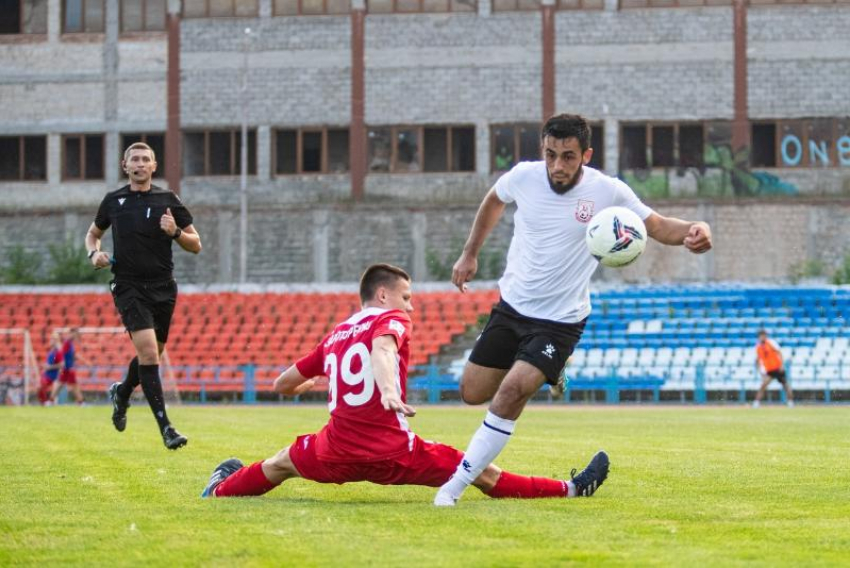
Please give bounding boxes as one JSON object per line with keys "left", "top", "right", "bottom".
{"left": 0, "top": 328, "right": 39, "bottom": 406}
{"left": 53, "top": 326, "right": 181, "bottom": 405}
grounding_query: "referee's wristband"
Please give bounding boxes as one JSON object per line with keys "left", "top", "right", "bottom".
{"left": 172, "top": 227, "right": 182, "bottom": 240}
{"left": 87, "top": 250, "right": 98, "bottom": 259}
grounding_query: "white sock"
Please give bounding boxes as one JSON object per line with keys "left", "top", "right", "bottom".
{"left": 440, "top": 411, "right": 516, "bottom": 499}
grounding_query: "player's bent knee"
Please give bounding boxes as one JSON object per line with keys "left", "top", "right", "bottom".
{"left": 262, "top": 447, "right": 300, "bottom": 485}
{"left": 459, "top": 381, "right": 490, "bottom": 405}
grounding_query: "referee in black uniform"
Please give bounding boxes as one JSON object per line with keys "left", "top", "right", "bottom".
{"left": 85, "top": 142, "right": 201, "bottom": 450}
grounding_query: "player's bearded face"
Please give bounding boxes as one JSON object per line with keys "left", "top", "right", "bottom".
{"left": 543, "top": 136, "right": 588, "bottom": 195}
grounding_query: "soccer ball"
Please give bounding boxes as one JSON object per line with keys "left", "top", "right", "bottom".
{"left": 585, "top": 206, "right": 647, "bottom": 268}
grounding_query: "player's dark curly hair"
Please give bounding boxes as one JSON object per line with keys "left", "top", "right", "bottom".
{"left": 359, "top": 263, "right": 411, "bottom": 303}
{"left": 541, "top": 114, "right": 591, "bottom": 153}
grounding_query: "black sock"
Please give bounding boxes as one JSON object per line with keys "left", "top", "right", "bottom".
{"left": 117, "top": 357, "right": 139, "bottom": 401}
{"left": 138, "top": 364, "right": 170, "bottom": 432}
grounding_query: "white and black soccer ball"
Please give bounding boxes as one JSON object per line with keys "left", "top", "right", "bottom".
{"left": 585, "top": 206, "right": 647, "bottom": 268}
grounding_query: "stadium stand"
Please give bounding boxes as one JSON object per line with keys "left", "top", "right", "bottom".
{"left": 3, "top": 285, "right": 848, "bottom": 403}
{"left": 0, "top": 289, "right": 500, "bottom": 400}
{"left": 568, "top": 285, "right": 850, "bottom": 402}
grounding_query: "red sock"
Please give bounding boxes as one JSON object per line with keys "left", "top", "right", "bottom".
{"left": 214, "top": 461, "right": 278, "bottom": 497}
{"left": 487, "top": 471, "right": 568, "bottom": 499}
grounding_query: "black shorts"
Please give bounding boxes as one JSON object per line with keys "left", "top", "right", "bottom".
{"left": 766, "top": 369, "right": 787, "bottom": 385}
{"left": 110, "top": 279, "right": 178, "bottom": 344}
{"left": 468, "top": 299, "right": 586, "bottom": 385}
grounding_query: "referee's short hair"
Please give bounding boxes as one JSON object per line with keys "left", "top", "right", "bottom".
{"left": 359, "top": 264, "right": 410, "bottom": 304}
{"left": 123, "top": 142, "right": 156, "bottom": 162}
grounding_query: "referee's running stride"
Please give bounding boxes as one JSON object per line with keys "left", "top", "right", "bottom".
{"left": 85, "top": 142, "right": 202, "bottom": 450}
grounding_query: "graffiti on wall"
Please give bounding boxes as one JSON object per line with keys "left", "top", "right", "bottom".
{"left": 620, "top": 118, "right": 850, "bottom": 199}
{"left": 622, "top": 144, "right": 799, "bottom": 200}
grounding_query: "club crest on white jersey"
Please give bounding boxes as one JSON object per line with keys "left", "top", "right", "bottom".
{"left": 575, "top": 199, "right": 594, "bottom": 223}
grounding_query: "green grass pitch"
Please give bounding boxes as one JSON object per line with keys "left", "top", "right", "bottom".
{"left": 2, "top": 404, "right": 848, "bottom": 566}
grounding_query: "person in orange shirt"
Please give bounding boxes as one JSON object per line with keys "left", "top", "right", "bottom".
{"left": 753, "top": 329, "right": 794, "bottom": 408}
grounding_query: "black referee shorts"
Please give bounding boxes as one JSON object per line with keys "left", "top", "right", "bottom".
{"left": 110, "top": 279, "right": 178, "bottom": 344}
{"left": 766, "top": 369, "right": 788, "bottom": 385}
{"left": 468, "top": 299, "right": 586, "bottom": 385}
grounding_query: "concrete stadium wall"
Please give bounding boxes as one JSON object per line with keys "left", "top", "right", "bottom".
{"left": 2, "top": 200, "right": 848, "bottom": 285}
{"left": 1, "top": 3, "right": 849, "bottom": 209}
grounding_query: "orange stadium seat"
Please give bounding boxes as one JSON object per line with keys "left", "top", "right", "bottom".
{"left": 0, "top": 290, "right": 496, "bottom": 395}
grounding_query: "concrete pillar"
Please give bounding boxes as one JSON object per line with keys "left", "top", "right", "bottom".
{"left": 312, "top": 209, "right": 330, "bottom": 283}
{"left": 105, "top": 132, "right": 120, "bottom": 188}
{"left": 541, "top": 0, "right": 555, "bottom": 121}
{"left": 104, "top": 0, "right": 120, "bottom": 188}
{"left": 350, "top": 1, "right": 366, "bottom": 200}
{"left": 48, "top": 0, "right": 60, "bottom": 42}
{"left": 604, "top": 116, "right": 619, "bottom": 176}
{"left": 166, "top": 0, "right": 182, "bottom": 194}
{"left": 476, "top": 119, "right": 490, "bottom": 177}
{"left": 256, "top": 125, "right": 271, "bottom": 182}
{"left": 411, "top": 212, "right": 427, "bottom": 282}
{"left": 259, "top": 0, "right": 272, "bottom": 18}
{"left": 478, "top": 0, "right": 491, "bottom": 18}
{"left": 47, "top": 133, "right": 61, "bottom": 186}
{"left": 63, "top": 211, "right": 80, "bottom": 243}
{"left": 217, "top": 210, "right": 234, "bottom": 283}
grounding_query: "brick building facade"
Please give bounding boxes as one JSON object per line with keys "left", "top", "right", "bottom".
{"left": 1, "top": 1, "right": 849, "bottom": 283}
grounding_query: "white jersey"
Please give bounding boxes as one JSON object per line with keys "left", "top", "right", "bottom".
{"left": 494, "top": 162, "right": 653, "bottom": 323}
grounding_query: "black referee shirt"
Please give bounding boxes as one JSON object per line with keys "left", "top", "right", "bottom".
{"left": 94, "top": 184, "right": 194, "bottom": 281}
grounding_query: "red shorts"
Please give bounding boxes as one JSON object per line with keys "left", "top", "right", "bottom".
{"left": 288, "top": 433, "right": 463, "bottom": 487}
{"left": 59, "top": 369, "right": 77, "bottom": 385}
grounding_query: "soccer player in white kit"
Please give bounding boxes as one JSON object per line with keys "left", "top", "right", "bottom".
{"left": 435, "top": 114, "right": 713, "bottom": 506}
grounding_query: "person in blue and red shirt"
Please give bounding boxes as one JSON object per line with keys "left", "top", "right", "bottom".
{"left": 38, "top": 331, "right": 64, "bottom": 406}
{"left": 50, "top": 328, "right": 84, "bottom": 405}
{"left": 201, "top": 263, "right": 606, "bottom": 502}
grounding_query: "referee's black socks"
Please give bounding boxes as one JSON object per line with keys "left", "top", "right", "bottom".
{"left": 138, "top": 364, "right": 171, "bottom": 431}
{"left": 117, "top": 357, "right": 140, "bottom": 401}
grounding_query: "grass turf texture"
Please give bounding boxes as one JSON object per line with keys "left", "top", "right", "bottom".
{"left": 2, "top": 405, "right": 848, "bottom": 567}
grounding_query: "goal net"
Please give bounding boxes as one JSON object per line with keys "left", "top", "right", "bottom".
{"left": 0, "top": 328, "right": 39, "bottom": 406}
{"left": 54, "top": 327, "right": 181, "bottom": 405}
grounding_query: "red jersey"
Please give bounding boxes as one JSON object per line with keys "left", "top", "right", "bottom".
{"left": 295, "top": 307, "right": 414, "bottom": 463}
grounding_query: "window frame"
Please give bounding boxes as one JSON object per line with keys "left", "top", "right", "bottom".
{"left": 367, "top": 124, "right": 476, "bottom": 174}
{"left": 0, "top": 135, "right": 47, "bottom": 181}
{"left": 366, "top": 0, "right": 476, "bottom": 14}
{"left": 273, "top": 0, "right": 352, "bottom": 15}
{"left": 61, "top": 133, "right": 105, "bottom": 181}
{"left": 119, "top": 0, "right": 166, "bottom": 32}
{"left": 182, "top": 129, "right": 257, "bottom": 177}
{"left": 491, "top": 123, "right": 540, "bottom": 173}
{"left": 272, "top": 127, "right": 352, "bottom": 176}
{"left": 181, "top": 0, "right": 260, "bottom": 17}
{"left": 62, "top": 0, "right": 105, "bottom": 34}
{"left": 0, "top": 0, "right": 49, "bottom": 35}
{"left": 491, "top": 122, "right": 604, "bottom": 173}
{"left": 491, "top": 0, "right": 603, "bottom": 11}
{"left": 619, "top": 121, "right": 706, "bottom": 171}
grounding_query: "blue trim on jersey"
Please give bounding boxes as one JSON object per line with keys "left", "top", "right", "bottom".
{"left": 44, "top": 349, "right": 61, "bottom": 381}
{"left": 483, "top": 420, "right": 512, "bottom": 436}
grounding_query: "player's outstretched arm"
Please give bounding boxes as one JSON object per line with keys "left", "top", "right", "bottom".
{"left": 453, "top": 186, "right": 507, "bottom": 292}
{"left": 371, "top": 335, "right": 416, "bottom": 417}
{"left": 273, "top": 365, "right": 314, "bottom": 396}
{"left": 644, "top": 213, "right": 712, "bottom": 253}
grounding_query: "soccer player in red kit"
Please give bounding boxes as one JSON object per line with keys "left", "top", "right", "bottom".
{"left": 202, "top": 263, "right": 608, "bottom": 501}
